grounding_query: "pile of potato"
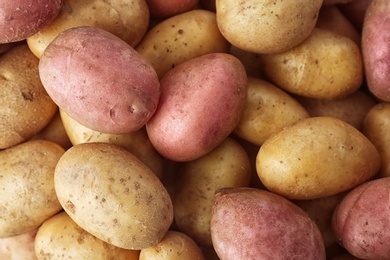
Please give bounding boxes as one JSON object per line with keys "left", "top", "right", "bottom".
{"left": 1, "top": 0, "right": 390, "bottom": 259}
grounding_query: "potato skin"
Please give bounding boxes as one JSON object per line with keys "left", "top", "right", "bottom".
{"left": 0, "top": 229, "right": 37, "bottom": 260}
{"left": 256, "top": 117, "right": 381, "bottom": 200}
{"left": 39, "top": 26, "right": 160, "bottom": 134}
{"left": 54, "top": 142, "right": 174, "bottom": 250}
{"left": 146, "top": 53, "right": 247, "bottom": 162}
{"left": 362, "top": 0, "right": 390, "bottom": 102}
{"left": 210, "top": 187, "right": 326, "bottom": 260}
{"left": 0, "top": 0, "right": 62, "bottom": 43}
{"left": 147, "top": 0, "right": 199, "bottom": 19}
{"left": 332, "top": 177, "right": 390, "bottom": 259}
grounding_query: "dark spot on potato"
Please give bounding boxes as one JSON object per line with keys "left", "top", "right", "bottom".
{"left": 77, "top": 234, "right": 85, "bottom": 244}
{"left": 109, "top": 177, "right": 115, "bottom": 182}
{"left": 134, "top": 182, "right": 140, "bottom": 190}
{"left": 21, "top": 91, "right": 34, "bottom": 101}
{"left": 124, "top": 188, "right": 129, "bottom": 194}
{"left": 65, "top": 200, "right": 76, "bottom": 214}
{"left": 178, "top": 29, "right": 184, "bottom": 34}
{"left": 101, "top": 198, "right": 106, "bottom": 203}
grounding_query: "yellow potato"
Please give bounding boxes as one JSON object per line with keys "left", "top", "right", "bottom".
{"left": 0, "top": 44, "right": 58, "bottom": 149}
{"left": 234, "top": 77, "right": 310, "bottom": 146}
{"left": 54, "top": 142, "right": 173, "bottom": 250}
{"left": 261, "top": 28, "right": 363, "bottom": 99}
{"left": 35, "top": 212, "right": 140, "bottom": 259}
{"left": 139, "top": 231, "right": 204, "bottom": 260}
{"left": 0, "top": 140, "right": 65, "bottom": 237}
{"left": 136, "top": 9, "right": 230, "bottom": 79}
{"left": 173, "top": 137, "right": 252, "bottom": 246}
{"left": 59, "top": 109, "right": 165, "bottom": 179}
{"left": 27, "top": 0, "right": 150, "bottom": 58}
{"left": 256, "top": 117, "right": 381, "bottom": 200}
{"left": 216, "top": 0, "right": 322, "bottom": 54}
{"left": 362, "top": 102, "right": 390, "bottom": 177}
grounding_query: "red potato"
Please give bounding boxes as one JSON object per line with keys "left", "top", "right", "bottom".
{"left": 210, "top": 187, "right": 326, "bottom": 260}
{"left": 0, "top": 0, "right": 62, "bottom": 43}
{"left": 146, "top": 53, "right": 247, "bottom": 162}
{"left": 146, "top": 0, "right": 199, "bottom": 19}
{"left": 332, "top": 177, "right": 390, "bottom": 259}
{"left": 361, "top": 0, "right": 390, "bottom": 102}
{"left": 39, "top": 26, "right": 160, "bottom": 134}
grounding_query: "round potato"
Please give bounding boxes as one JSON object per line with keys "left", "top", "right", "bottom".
{"left": 146, "top": 53, "right": 247, "bottom": 162}
{"left": 256, "top": 116, "right": 381, "bottom": 200}
{"left": 215, "top": 0, "right": 322, "bottom": 54}
{"left": 234, "top": 77, "right": 310, "bottom": 146}
{"left": 35, "top": 212, "right": 140, "bottom": 259}
{"left": 261, "top": 28, "right": 363, "bottom": 100}
{"left": 39, "top": 26, "right": 160, "bottom": 134}
{"left": 54, "top": 142, "right": 174, "bottom": 250}
{"left": 0, "top": 44, "right": 58, "bottom": 149}
{"left": 0, "top": 140, "right": 65, "bottom": 238}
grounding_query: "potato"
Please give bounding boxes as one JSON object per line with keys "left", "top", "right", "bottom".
{"left": 0, "top": 0, "right": 62, "bottom": 43}
{"left": 332, "top": 177, "right": 390, "bottom": 259}
{"left": 210, "top": 187, "right": 326, "bottom": 259}
{"left": 215, "top": 0, "right": 322, "bottom": 54}
{"left": 234, "top": 77, "right": 310, "bottom": 146}
{"left": 59, "top": 109, "right": 165, "bottom": 179}
{"left": 261, "top": 28, "right": 363, "bottom": 100}
{"left": 296, "top": 90, "right": 377, "bottom": 130}
{"left": 136, "top": 9, "right": 230, "bottom": 79}
{"left": 147, "top": 0, "right": 200, "bottom": 19}
{"left": 0, "top": 229, "right": 37, "bottom": 260}
{"left": 362, "top": 102, "right": 390, "bottom": 177}
{"left": 256, "top": 117, "right": 381, "bottom": 200}
{"left": 0, "top": 140, "right": 64, "bottom": 238}
{"left": 173, "top": 137, "right": 252, "bottom": 247}
{"left": 139, "top": 231, "right": 204, "bottom": 260}
{"left": 27, "top": 0, "right": 149, "bottom": 58}
{"left": 146, "top": 53, "right": 247, "bottom": 162}
{"left": 361, "top": 0, "right": 390, "bottom": 102}
{"left": 0, "top": 44, "right": 58, "bottom": 149}
{"left": 35, "top": 212, "right": 140, "bottom": 260}
{"left": 54, "top": 142, "right": 174, "bottom": 250}
{"left": 39, "top": 26, "right": 160, "bottom": 134}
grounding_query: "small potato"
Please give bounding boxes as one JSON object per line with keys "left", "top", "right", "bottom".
{"left": 146, "top": 53, "right": 247, "bottom": 162}
{"left": 139, "top": 231, "right": 204, "bottom": 260}
{"left": 0, "top": 0, "right": 62, "bottom": 43}
{"left": 35, "top": 212, "right": 140, "bottom": 260}
{"left": 332, "top": 177, "right": 390, "bottom": 259}
{"left": 173, "top": 137, "right": 252, "bottom": 246}
{"left": 215, "top": 0, "right": 322, "bottom": 54}
{"left": 54, "top": 142, "right": 174, "bottom": 250}
{"left": 0, "top": 44, "right": 58, "bottom": 149}
{"left": 0, "top": 140, "right": 65, "bottom": 238}
{"left": 39, "top": 26, "right": 160, "bottom": 134}
{"left": 27, "top": 0, "right": 149, "bottom": 58}
{"left": 261, "top": 28, "right": 363, "bottom": 100}
{"left": 0, "top": 229, "right": 37, "bottom": 260}
{"left": 210, "top": 187, "right": 326, "bottom": 260}
{"left": 59, "top": 109, "right": 165, "bottom": 179}
{"left": 147, "top": 0, "right": 199, "bottom": 19}
{"left": 256, "top": 117, "right": 381, "bottom": 200}
{"left": 296, "top": 90, "right": 377, "bottom": 130}
{"left": 136, "top": 9, "right": 230, "bottom": 79}
{"left": 234, "top": 77, "right": 310, "bottom": 146}
{"left": 362, "top": 102, "right": 390, "bottom": 177}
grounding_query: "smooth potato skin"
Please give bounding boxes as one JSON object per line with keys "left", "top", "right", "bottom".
{"left": 0, "top": 229, "right": 37, "bottom": 260}
{"left": 39, "top": 26, "right": 160, "bottom": 134}
{"left": 210, "top": 187, "right": 326, "bottom": 260}
{"left": 332, "top": 177, "right": 390, "bottom": 259}
{"left": 362, "top": 0, "right": 390, "bottom": 102}
{"left": 0, "top": 0, "right": 62, "bottom": 43}
{"left": 146, "top": 53, "right": 247, "bottom": 162}
{"left": 147, "top": 0, "right": 199, "bottom": 19}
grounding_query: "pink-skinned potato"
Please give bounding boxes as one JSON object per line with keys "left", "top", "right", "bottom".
{"left": 332, "top": 177, "right": 390, "bottom": 259}
{"left": 39, "top": 26, "right": 160, "bottom": 134}
{"left": 146, "top": 53, "right": 247, "bottom": 162}
{"left": 362, "top": 0, "right": 390, "bottom": 102}
{"left": 0, "top": 0, "right": 62, "bottom": 43}
{"left": 210, "top": 187, "right": 326, "bottom": 260}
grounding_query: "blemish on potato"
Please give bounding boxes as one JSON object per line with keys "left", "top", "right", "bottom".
{"left": 65, "top": 200, "right": 76, "bottom": 214}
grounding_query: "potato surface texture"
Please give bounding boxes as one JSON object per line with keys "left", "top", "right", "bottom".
{"left": 210, "top": 187, "right": 326, "bottom": 260}
{"left": 0, "top": 140, "right": 64, "bottom": 238}
{"left": 256, "top": 117, "right": 381, "bottom": 200}
{"left": 54, "top": 142, "right": 174, "bottom": 250}
{"left": 39, "top": 26, "right": 160, "bottom": 134}
{"left": 146, "top": 53, "right": 247, "bottom": 162}
{"left": 215, "top": 0, "right": 322, "bottom": 54}
{"left": 0, "top": 229, "right": 37, "bottom": 260}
